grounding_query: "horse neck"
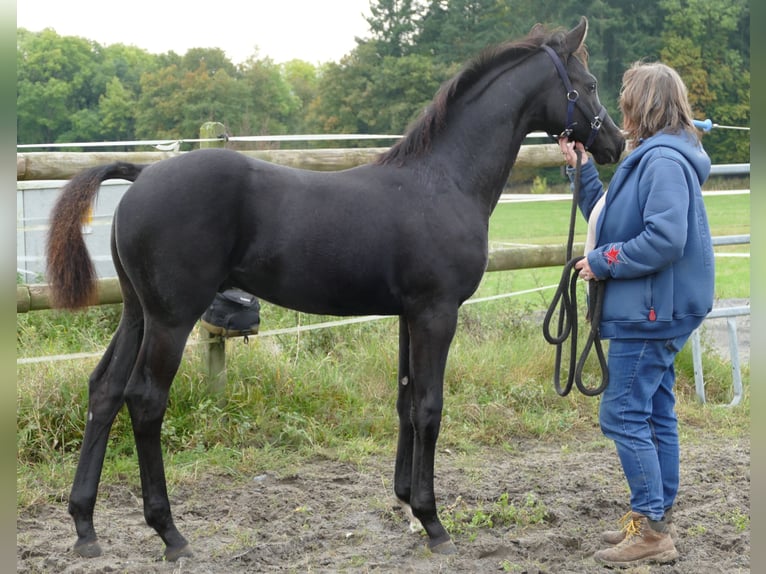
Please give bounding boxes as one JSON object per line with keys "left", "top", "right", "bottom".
{"left": 421, "top": 58, "right": 548, "bottom": 215}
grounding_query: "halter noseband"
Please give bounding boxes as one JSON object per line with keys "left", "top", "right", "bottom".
{"left": 541, "top": 45, "right": 607, "bottom": 149}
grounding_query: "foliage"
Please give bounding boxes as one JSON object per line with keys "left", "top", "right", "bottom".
{"left": 17, "top": 1, "right": 749, "bottom": 164}
{"left": 438, "top": 492, "right": 548, "bottom": 540}
{"left": 365, "top": 0, "right": 422, "bottom": 57}
{"left": 658, "top": 0, "right": 750, "bottom": 163}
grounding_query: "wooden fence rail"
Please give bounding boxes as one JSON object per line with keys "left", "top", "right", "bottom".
{"left": 16, "top": 243, "right": 583, "bottom": 314}
{"left": 16, "top": 143, "right": 565, "bottom": 180}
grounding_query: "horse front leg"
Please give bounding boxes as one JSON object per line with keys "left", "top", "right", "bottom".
{"left": 394, "top": 316, "right": 422, "bottom": 532}
{"left": 404, "top": 306, "right": 458, "bottom": 555}
{"left": 124, "top": 321, "right": 193, "bottom": 561}
{"left": 69, "top": 318, "right": 142, "bottom": 557}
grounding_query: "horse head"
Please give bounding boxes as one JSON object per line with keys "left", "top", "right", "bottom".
{"left": 537, "top": 16, "right": 625, "bottom": 165}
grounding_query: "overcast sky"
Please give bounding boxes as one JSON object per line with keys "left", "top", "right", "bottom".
{"left": 16, "top": 0, "right": 373, "bottom": 65}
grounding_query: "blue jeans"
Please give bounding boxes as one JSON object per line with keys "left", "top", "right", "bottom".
{"left": 599, "top": 335, "right": 690, "bottom": 522}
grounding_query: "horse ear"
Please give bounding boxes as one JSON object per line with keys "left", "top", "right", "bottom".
{"left": 564, "top": 16, "right": 588, "bottom": 53}
{"left": 530, "top": 22, "right": 545, "bottom": 36}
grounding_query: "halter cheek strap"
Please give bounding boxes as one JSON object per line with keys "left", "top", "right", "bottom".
{"left": 541, "top": 45, "right": 607, "bottom": 149}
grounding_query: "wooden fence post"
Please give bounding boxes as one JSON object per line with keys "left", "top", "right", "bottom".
{"left": 200, "top": 122, "right": 227, "bottom": 147}
{"left": 199, "top": 123, "right": 228, "bottom": 394}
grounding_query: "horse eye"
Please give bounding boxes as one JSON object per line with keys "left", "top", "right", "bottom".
{"left": 589, "top": 83, "right": 598, "bottom": 93}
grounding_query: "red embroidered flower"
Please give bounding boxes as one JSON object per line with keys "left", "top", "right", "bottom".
{"left": 604, "top": 245, "right": 621, "bottom": 265}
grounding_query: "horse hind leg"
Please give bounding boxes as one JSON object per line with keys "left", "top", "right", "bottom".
{"left": 68, "top": 291, "right": 144, "bottom": 557}
{"left": 123, "top": 316, "right": 197, "bottom": 561}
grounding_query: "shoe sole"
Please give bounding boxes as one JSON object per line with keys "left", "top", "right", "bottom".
{"left": 594, "top": 548, "right": 679, "bottom": 568}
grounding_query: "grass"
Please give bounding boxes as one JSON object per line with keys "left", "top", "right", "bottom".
{"left": 438, "top": 492, "right": 548, "bottom": 541}
{"left": 16, "top": 188, "right": 750, "bottom": 513}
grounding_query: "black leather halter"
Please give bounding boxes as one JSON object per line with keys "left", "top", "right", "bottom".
{"left": 542, "top": 45, "right": 607, "bottom": 149}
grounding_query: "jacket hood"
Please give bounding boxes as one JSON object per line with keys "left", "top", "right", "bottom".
{"left": 624, "top": 130, "right": 711, "bottom": 186}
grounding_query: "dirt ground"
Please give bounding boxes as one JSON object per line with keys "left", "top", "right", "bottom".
{"left": 17, "top": 300, "right": 750, "bottom": 573}
{"left": 17, "top": 429, "right": 750, "bottom": 574}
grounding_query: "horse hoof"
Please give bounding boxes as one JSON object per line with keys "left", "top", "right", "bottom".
{"left": 164, "top": 544, "right": 193, "bottom": 562}
{"left": 429, "top": 539, "right": 458, "bottom": 555}
{"left": 73, "top": 539, "right": 102, "bottom": 558}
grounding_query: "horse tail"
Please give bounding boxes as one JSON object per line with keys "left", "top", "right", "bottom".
{"left": 46, "top": 162, "right": 145, "bottom": 309}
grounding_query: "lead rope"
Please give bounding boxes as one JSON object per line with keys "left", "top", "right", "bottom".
{"left": 542, "top": 150, "right": 609, "bottom": 396}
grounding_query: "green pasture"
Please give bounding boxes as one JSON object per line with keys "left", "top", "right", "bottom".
{"left": 477, "top": 191, "right": 750, "bottom": 304}
{"left": 17, "top": 190, "right": 750, "bottom": 516}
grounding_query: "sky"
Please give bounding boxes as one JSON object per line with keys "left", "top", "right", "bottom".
{"left": 16, "top": 0, "right": 373, "bottom": 65}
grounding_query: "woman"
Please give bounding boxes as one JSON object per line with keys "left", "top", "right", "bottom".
{"left": 559, "top": 61, "right": 714, "bottom": 567}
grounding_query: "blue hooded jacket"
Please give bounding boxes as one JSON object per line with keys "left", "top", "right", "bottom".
{"left": 572, "top": 131, "right": 715, "bottom": 339}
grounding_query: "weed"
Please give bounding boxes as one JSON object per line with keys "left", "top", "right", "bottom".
{"left": 687, "top": 524, "right": 708, "bottom": 537}
{"left": 438, "top": 492, "right": 548, "bottom": 540}
{"left": 724, "top": 508, "right": 750, "bottom": 532}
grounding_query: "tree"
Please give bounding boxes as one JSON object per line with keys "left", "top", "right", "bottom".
{"left": 658, "top": 0, "right": 750, "bottom": 163}
{"left": 98, "top": 78, "right": 136, "bottom": 142}
{"left": 16, "top": 28, "right": 105, "bottom": 143}
{"left": 281, "top": 60, "right": 320, "bottom": 134}
{"left": 135, "top": 59, "right": 250, "bottom": 141}
{"left": 16, "top": 2, "right": 748, "bottom": 163}
{"left": 236, "top": 56, "right": 302, "bottom": 137}
{"left": 306, "top": 41, "right": 447, "bottom": 137}
{"left": 305, "top": 44, "right": 378, "bottom": 135}
{"left": 181, "top": 47, "right": 238, "bottom": 76}
{"left": 365, "top": 0, "right": 424, "bottom": 57}
{"left": 415, "top": 0, "right": 517, "bottom": 65}
{"left": 134, "top": 64, "right": 187, "bottom": 140}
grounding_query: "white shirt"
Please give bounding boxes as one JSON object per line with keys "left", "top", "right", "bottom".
{"left": 585, "top": 192, "right": 607, "bottom": 256}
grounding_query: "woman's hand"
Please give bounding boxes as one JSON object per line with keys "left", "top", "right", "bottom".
{"left": 575, "top": 257, "right": 598, "bottom": 281}
{"left": 558, "top": 137, "right": 590, "bottom": 168}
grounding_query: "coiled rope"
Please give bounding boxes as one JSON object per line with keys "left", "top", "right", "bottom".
{"left": 542, "top": 150, "right": 609, "bottom": 396}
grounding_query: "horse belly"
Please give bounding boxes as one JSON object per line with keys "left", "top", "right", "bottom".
{"left": 232, "top": 253, "right": 403, "bottom": 317}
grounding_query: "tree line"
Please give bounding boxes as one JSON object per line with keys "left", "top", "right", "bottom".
{"left": 17, "top": 0, "right": 749, "bottom": 164}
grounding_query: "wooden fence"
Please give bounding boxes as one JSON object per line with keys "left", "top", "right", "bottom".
{"left": 15, "top": 242, "right": 583, "bottom": 314}
{"left": 16, "top": 134, "right": 750, "bottom": 401}
{"left": 16, "top": 143, "right": 564, "bottom": 180}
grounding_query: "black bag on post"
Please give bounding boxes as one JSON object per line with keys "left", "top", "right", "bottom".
{"left": 200, "top": 289, "right": 260, "bottom": 338}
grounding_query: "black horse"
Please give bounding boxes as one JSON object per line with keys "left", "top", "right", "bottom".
{"left": 46, "top": 17, "right": 624, "bottom": 560}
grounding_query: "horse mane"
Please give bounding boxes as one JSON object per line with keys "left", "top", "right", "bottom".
{"left": 376, "top": 25, "right": 587, "bottom": 166}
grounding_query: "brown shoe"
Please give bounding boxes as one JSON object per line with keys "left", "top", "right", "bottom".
{"left": 594, "top": 512, "right": 679, "bottom": 567}
{"left": 602, "top": 508, "right": 678, "bottom": 545}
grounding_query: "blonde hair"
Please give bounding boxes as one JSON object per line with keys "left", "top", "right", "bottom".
{"left": 619, "top": 62, "right": 698, "bottom": 145}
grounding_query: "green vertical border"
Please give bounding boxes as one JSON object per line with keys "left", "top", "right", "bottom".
{"left": 1, "top": 0, "right": 16, "bottom": 567}
{"left": 749, "top": 0, "right": 762, "bottom": 568}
